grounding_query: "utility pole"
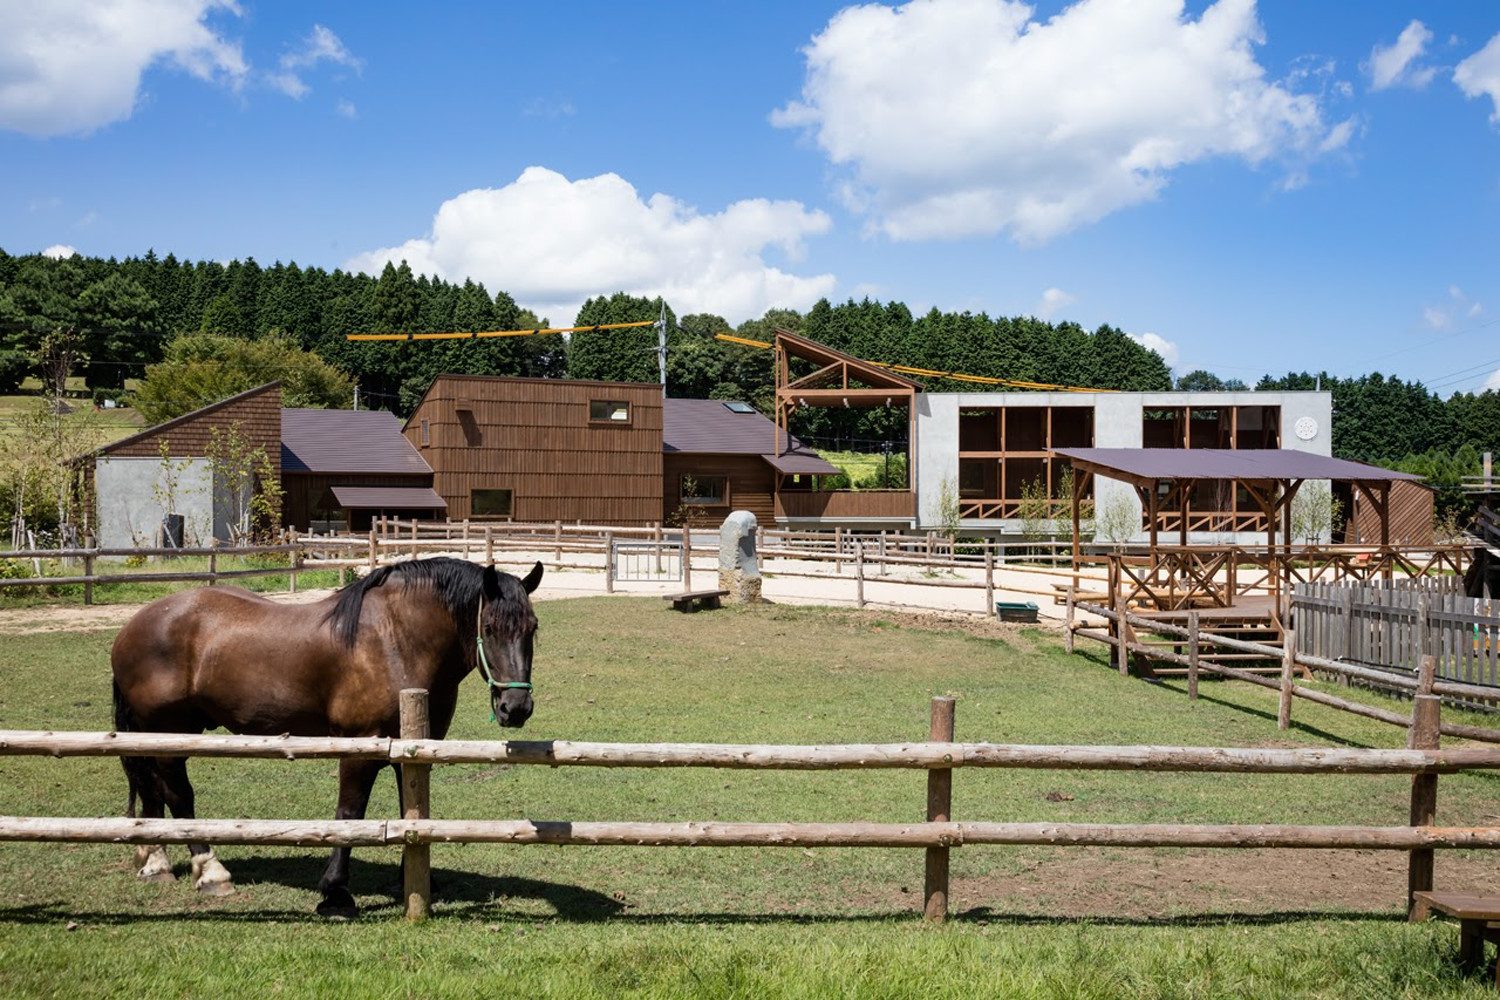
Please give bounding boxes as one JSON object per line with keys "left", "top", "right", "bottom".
{"left": 656, "top": 299, "right": 668, "bottom": 397}
{"left": 353, "top": 383, "right": 360, "bottom": 411}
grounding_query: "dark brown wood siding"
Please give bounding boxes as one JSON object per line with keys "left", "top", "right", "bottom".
{"left": 663, "top": 453, "right": 776, "bottom": 526}
{"left": 1348, "top": 479, "right": 1434, "bottom": 546}
{"left": 405, "top": 376, "right": 664, "bottom": 526}
{"left": 282, "top": 472, "right": 437, "bottom": 529}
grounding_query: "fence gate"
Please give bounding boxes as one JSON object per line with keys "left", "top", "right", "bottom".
{"left": 611, "top": 539, "right": 683, "bottom": 583}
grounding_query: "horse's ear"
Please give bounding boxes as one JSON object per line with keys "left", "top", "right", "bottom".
{"left": 481, "top": 564, "right": 500, "bottom": 597}
{"left": 521, "top": 561, "right": 543, "bottom": 594}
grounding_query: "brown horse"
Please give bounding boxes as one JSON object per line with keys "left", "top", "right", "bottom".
{"left": 110, "top": 557, "right": 542, "bottom": 917}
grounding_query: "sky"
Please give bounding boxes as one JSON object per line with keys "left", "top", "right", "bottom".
{"left": 2, "top": 0, "right": 1499, "bottom": 393}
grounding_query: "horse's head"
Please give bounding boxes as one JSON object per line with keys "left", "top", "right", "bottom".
{"left": 477, "top": 561, "right": 543, "bottom": 728}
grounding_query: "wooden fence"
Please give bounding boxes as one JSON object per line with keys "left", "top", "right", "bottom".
{"left": 3, "top": 693, "right": 1500, "bottom": 922}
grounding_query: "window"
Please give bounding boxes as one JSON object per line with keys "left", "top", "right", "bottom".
{"left": 681, "top": 475, "right": 726, "bottom": 505}
{"left": 590, "top": 400, "right": 631, "bottom": 423}
{"left": 420, "top": 419, "right": 430, "bottom": 447}
{"left": 471, "top": 488, "right": 513, "bottom": 517}
{"left": 722, "top": 401, "right": 756, "bottom": 414}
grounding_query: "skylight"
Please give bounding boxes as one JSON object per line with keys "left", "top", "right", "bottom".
{"left": 723, "top": 401, "right": 755, "bottom": 414}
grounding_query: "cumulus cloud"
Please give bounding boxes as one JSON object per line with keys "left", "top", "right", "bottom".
{"left": 40, "top": 244, "right": 79, "bottom": 259}
{"left": 1455, "top": 31, "right": 1500, "bottom": 123}
{"left": 1423, "top": 285, "right": 1483, "bottom": 330}
{"left": 1129, "top": 331, "right": 1179, "bottom": 367}
{"left": 773, "top": 0, "right": 1350, "bottom": 245}
{"left": 267, "top": 24, "right": 359, "bottom": 99}
{"left": 1035, "top": 287, "right": 1075, "bottom": 320}
{"left": 336, "top": 98, "right": 357, "bottom": 119}
{"left": 346, "top": 167, "right": 837, "bottom": 325}
{"left": 0, "top": 0, "right": 246, "bottom": 137}
{"left": 1368, "top": 20, "right": 1435, "bottom": 91}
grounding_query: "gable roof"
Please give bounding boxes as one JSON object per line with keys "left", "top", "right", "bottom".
{"left": 281, "top": 408, "right": 432, "bottom": 474}
{"left": 85, "top": 382, "right": 282, "bottom": 462}
{"left": 662, "top": 398, "right": 839, "bottom": 474}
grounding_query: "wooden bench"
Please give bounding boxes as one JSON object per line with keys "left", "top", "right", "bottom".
{"left": 1414, "top": 891, "right": 1500, "bottom": 985}
{"left": 663, "top": 589, "right": 730, "bottom": 613}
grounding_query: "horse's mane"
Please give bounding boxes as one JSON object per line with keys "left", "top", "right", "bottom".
{"left": 323, "top": 557, "right": 490, "bottom": 649}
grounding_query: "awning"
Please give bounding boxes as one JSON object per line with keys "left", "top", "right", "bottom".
{"left": 763, "top": 451, "right": 842, "bottom": 476}
{"left": 1052, "top": 448, "right": 1427, "bottom": 489}
{"left": 330, "top": 486, "right": 448, "bottom": 510}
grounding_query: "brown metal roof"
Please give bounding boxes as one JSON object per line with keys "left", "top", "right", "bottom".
{"left": 282, "top": 408, "right": 433, "bottom": 474}
{"left": 1053, "top": 448, "right": 1427, "bottom": 488}
{"left": 330, "top": 485, "right": 447, "bottom": 510}
{"left": 663, "top": 398, "right": 822, "bottom": 457}
{"left": 763, "top": 452, "right": 841, "bottom": 476}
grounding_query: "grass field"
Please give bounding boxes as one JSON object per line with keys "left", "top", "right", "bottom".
{"left": 1, "top": 596, "right": 1499, "bottom": 997}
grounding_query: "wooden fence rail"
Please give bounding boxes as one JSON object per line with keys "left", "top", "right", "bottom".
{"left": 3, "top": 693, "right": 1499, "bottom": 922}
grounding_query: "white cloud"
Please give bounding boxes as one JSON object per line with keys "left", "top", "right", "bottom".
{"left": 1423, "top": 285, "right": 1482, "bottom": 330}
{"left": 41, "top": 244, "right": 78, "bottom": 259}
{"left": 1455, "top": 31, "right": 1500, "bottom": 123}
{"left": 0, "top": 0, "right": 246, "bottom": 137}
{"left": 267, "top": 24, "right": 359, "bottom": 99}
{"left": 1485, "top": 367, "right": 1500, "bottom": 393}
{"left": 1130, "top": 331, "right": 1179, "bottom": 367}
{"left": 336, "top": 98, "right": 357, "bottom": 119}
{"left": 345, "top": 167, "right": 837, "bottom": 326}
{"left": 1368, "top": 20, "right": 1435, "bottom": 91}
{"left": 1035, "top": 287, "right": 1075, "bottom": 319}
{"left": 773, "top": 0, "right": 1349, "bottom": 245}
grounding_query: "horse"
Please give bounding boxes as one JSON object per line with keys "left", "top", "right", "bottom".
{"left": 110, "top": 557, "right": 542, "bottom": 917}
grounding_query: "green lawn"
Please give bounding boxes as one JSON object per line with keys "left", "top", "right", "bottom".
{"left": 0, "top": 597, "right": 1497, "bottom": 997}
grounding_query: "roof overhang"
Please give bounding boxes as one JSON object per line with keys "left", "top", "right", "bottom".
{"left": 1052, "top": 448, "right": 1428, "bottom": 491}
{"left": 763, "top": 452, "right": 842, "bottom": 476}
{"left": 330, "top": 486, "right": 448, "bottom": 510}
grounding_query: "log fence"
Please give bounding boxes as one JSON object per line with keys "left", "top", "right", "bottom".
{"left": 5, "top": 695, "right": 1500, "bottom": 921}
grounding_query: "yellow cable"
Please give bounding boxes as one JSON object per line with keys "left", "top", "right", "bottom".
{"left": 347, "top": 319, "right": 657, "bottom": 342}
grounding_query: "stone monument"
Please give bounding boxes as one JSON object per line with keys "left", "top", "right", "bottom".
{"left": 718, "top": 510, "right": 761, "bottom": 604}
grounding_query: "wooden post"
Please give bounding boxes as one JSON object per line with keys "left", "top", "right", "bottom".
{"left": 1064, "top": 586, "right": 1076, "bottom": 654}
{"left": 604, "top": 531, "right": 615, "bottom": 594}
{"left": 1114, "top": 592, "right": 1129, "bottom": 676}
{"left": 1188, "top": 610, "right": 1200, "bottom": 703}
{"left": 368, "top": 529, "right": 378, "bottom": 569}
{"left": 879, "top": 531, "right": 887, "bottom": 576}
{"left": 834, "top": 526, "right": 843, "bottom": 574}
{"left": 984, "top": 548, "right": 995, "bottom": 618}
{"left": 208, "top": 538, "right": 218, "bottom": 586}
{"left": 1408, "top": 654, "right": 1441, "bottom": 919}
{"left": 554, "top": 520, "right": 563, "bottom": 562}
{"left": 924, "top": 695, "right": 956, "bottom": 922}
{"left": 654, "top": 521, "right": 663, "bottom": 573}
{"left": 681, "top": 531, "right": 691, "bottom": 590}
{"left": 856, "top": 542, "right": 866, "bottom": 609}
{"left": 410, "top": 521, "right": 418, "bottom": 559}
{"left": 400, "top": 688, "right": 432, "bottom": 921}
{"left": 83, "top": 550, "right": 94, "bottom": 606}
{"left": 485, "top": 526, "right": 494, "bottom": 564}
{"left": 288, "top": 529, "right": 300, "bottom": 593}
{"left": 1278, "top": 628, "right": 1296, "bottom": 730}
{"left": 1340, "top": 587, "right": 1355, "bottom": 687}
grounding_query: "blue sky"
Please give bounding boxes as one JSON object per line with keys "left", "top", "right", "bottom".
{"left": 3, "top": 0, "right": 1499, "bottom": 392}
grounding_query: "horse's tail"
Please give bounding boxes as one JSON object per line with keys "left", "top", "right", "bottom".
{"left": 113, "top": 679, "right": 148, "bottom": 820}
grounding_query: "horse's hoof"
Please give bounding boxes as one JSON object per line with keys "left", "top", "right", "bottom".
{"left": 136, "top": 846, "right": 175, "bottom": 882}
{"left": 190, "top": 852, "right": 234, "bottom": 896}
{"left": 195, "top": 878, "right": 235, "bottom": 897}
{"left": 138, "top": 869, "right": 177, "bottom": 884}
{"left": 316, "top": 888, "right": 358, "bottom": 920}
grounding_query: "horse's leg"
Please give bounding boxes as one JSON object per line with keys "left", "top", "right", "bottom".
{"left": 157, "top": 756, "right": 235, "bottom": 896}
{"left": 316, "top": 757, "right": 386, "bottom": 918}
{"left": 122, "top": 756, "right": 175, "bottom": 882}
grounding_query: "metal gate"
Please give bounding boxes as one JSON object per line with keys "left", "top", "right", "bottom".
{"left": 611, "top": 539, "right": 684, "bottom": 582}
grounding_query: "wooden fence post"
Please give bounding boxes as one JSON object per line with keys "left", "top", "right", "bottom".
{"left": 654, "top": 521, "right": 663, "bottom": 574}
{"left": 554, "top": 520, "right": 563, "bottom": 562}
{"left": 400, "top": 688, "right": 432, "bottom": 921}
{"left": 604, "top": 531, "right": 615, "bottom": 594}
{"left": 410, "top": 521, "right": 418, "bottom": 559}
{"left": 1408, "top": 654, "right": 1441, "bottom": 920}
{"left": 1340, "top": 587, "right": 1355, "bottom": 687}
{"left": 368, "top": 529, "right": 378, "bottom": 570}
{"left": 681, "top": 531, "right": 691, "bottom": 590}
{"left": 83, "top": 544, "right": 94, "bottom": 607}
{"left": 879, "top": 531, "right": 887, "bottom": 576}
{"left": 1278, "top": 628, "right": 1296, "bottom": 731}
{"left": 207, "top": 538, "right": 218, "bottom": 586}
{"left": 924, "top": 695, "right": 956, "bottom": 922}
{"left": 485, "top": 526, "right": 494, "bottom": 565}
{"left": 1188, "top": 610, "right": 1200, "bottom": 703}
{"left": 984, "top": 548, "right": 994, "bottom": 617}
{"left": 288, "top": 530, "right": 300, "bottom": 593}
{"left": 1114, "top": 593, "right": 1130, "bottom": 677}
{"left": 1064, "top": 586, "right": 1076, "bottom": 655}
{"left": 834, "top": 527, "right": 843, "bottom": 574}
{"left": 856, "top": 542, "right": 866, "bottom": 609}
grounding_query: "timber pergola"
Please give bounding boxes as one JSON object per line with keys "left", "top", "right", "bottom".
{"left": 1052, "top": 447, "right": 1426, "bottom": 564}
{"left": 772, "top": 329, "right": 921, "bottom": 459}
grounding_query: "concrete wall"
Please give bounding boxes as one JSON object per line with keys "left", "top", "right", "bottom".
{"left": 95, "top": 457, "right": 248, "bottom": 550}
{"left": 913, "top": 391, "right": 1333, "bottom": 543}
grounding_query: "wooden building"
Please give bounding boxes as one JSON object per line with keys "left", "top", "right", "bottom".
{"left": 82, "top": 382, "right": 283, "bottom": 548}
{"left": 281, "top": 408, "right": 443, "bottom": 532}
{"left": 403, "top": 375, "right": 664, "bottom": 525}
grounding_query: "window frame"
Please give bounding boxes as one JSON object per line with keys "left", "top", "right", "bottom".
{"left": 470, "top": 488, "right": 514, "bottom": 519}
{"left": 680, "top": 474, "right": 727, "bottom": 506}
{"left": 589, "top": 399, "right": 632, "bottom": 424}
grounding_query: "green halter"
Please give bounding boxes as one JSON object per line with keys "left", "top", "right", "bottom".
{"left": 476, "top": 596, "right": 533, "bottom": 714}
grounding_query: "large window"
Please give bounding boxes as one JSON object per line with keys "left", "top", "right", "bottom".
{"left": 955, "top": 405, "right": 1095, "bottom": 518}
{"left": 589, "top": 400, "right": 631, "bottom": 423}
{"left": 471, "top": 488, "right": 513, "bottom": 517}
{"left": 681, "top": 475, "right": 726, "bottom": 505}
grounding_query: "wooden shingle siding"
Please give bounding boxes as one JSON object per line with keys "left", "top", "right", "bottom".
{"left": 97, "top": 382, "right": 282, "bottom": 479}
{"left": 406, "top": 376, "right": 664, "bottom": 526}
